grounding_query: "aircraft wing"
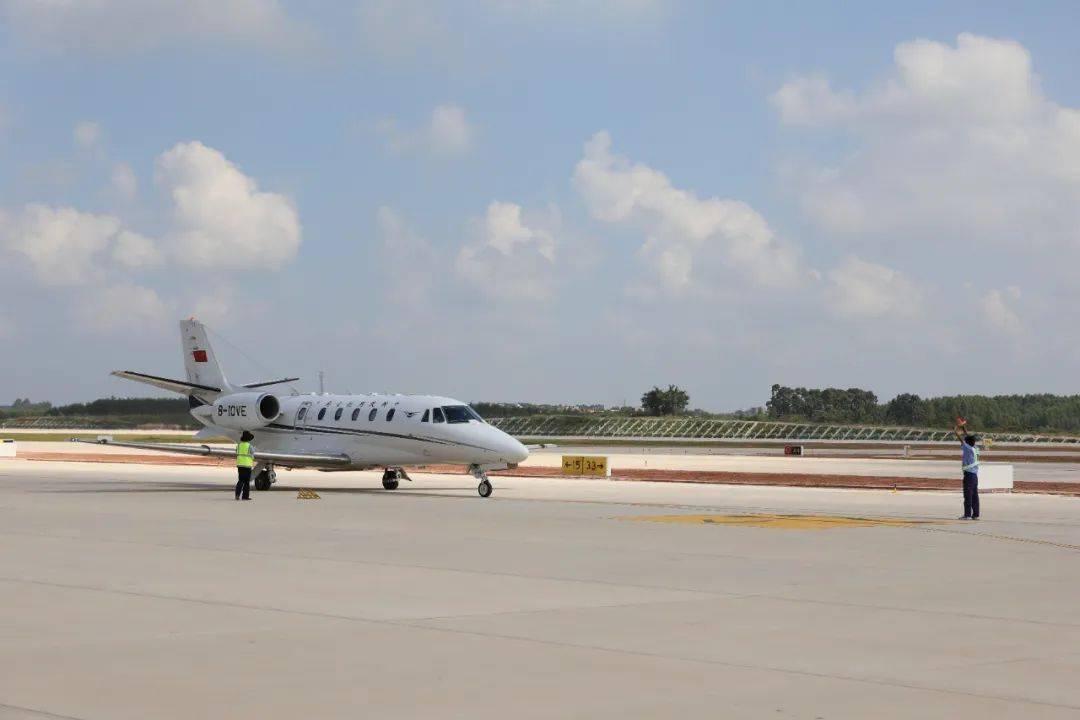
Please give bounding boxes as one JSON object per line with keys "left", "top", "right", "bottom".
{"left": 71, "top": 438, "right": 351, "bottom": 468}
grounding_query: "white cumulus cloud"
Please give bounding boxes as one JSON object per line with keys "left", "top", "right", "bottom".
{"left": 428, "top": 105, "right": 473, "bottom": 155}
{"left": 75, "top": 283, "right": 169, "bottom": 334}
{"left": 0, "top": 204, "right": 125, "bottom": 285}
{"left": 456, "top": 202, "right": 558, "bottom": 301}
{"left": 3, "top": 142, "right": 296, "bottom": 276}
{"left": 1, "top": 0, "right": 310, "bottom": 55}
{"left": 573, "top": 131, "right": 801, "bottom": 295}
{"left": 824, "top": 256, "right": 924, "bottom": 321}
{"left": 377, "top": 205, "right": 433, "bottom": 266}
{"left": 771, "top": 73, "right": 857, "bottom": 125}
{"left": 109, "top": 163, "right": 138, "bottom": 203}
{"left": 187, "top": 285, "right": 237, "bottom": 328}
{"left": 379, "top": 104, "right": 474, "bottom": 157}
{"left": 773, "top": 33, "right": 1080, "bottom": 249}
{"left": 357, "top": 0, "right": 444, "bottom": 60}
{"left": 155, "top": 141, "right": 301, "bottom": 269}
{"left": 111, "top": 230, "right": 161, "bottom": 269}
{"left": 981, "top": 287, "right": 1023, "bottom": 335}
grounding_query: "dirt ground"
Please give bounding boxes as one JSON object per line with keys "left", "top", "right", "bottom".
{"left": 21, "top": 452, "right": 231, "bottom": 467}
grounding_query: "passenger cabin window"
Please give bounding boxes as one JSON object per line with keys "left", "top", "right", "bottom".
{"left": 432, "top": 407, "right": 445, "bottom": 423}
{"left": 351, "top": 408, "right": 360, "bottom": 421}
{"left": 443, "top": 405, "right": 482, "bottom": 424}
{"left": 334, "top": 408, "right": 343, "bottom": 421}
{"left": 421, "top": 409, "right": 429, "bottom": 422}
{"left": 386, "top": 409, "right": 395, "bottom": 421}
{"left": 297, "top": 407, "right": 307, "bottom": 422}
{"left": 317, "top": 408, "right": 326, "bottom": 421}
{"left": 368, "top": 408, "right": 377, "bottom": 421}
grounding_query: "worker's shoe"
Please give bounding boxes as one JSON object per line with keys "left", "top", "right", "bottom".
{"left": 958, "top": 515, "right": 972, "bottom": 520}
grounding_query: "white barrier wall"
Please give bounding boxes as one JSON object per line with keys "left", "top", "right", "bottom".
{"left": 979, "top": 463, "right": 1013, "bottom": 490}
{"left": 0, "top": 440, "right": 16, "bottom": 457}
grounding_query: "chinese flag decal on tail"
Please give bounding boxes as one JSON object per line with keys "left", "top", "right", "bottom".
{"left": 192, "top": 350, "right": 208, "bottom": 363}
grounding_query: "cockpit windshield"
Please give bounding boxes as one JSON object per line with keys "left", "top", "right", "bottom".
{"left": 442, "top": 405, "right": 483, "bottom": 424}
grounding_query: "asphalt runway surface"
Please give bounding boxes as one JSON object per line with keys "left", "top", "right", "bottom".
{"left": 13, "top": 440, "right": 1080, "bottom": 486}
{"left": 9, "top": 438, "right": 1080, "bottom": 486}
{"left": 535, "top": 446, "right": 1080, "bottom": 485}
{"left": 2, "top": 460, "right": 1079, "bottom": 719}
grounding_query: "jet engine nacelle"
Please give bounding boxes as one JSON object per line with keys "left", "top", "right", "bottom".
{"left": 210, "top": 392, "right": 281, "bottom": 430}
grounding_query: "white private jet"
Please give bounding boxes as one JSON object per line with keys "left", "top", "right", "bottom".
{"left": 76, "top": 318, "right": 530, "bottom": 497}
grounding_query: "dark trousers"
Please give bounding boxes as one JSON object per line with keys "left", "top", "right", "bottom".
{"left": 235, "top": 467, "right": 251, "bottom": 499}
{"left": 962, "top": 471, "right": 979, "bottom": 518}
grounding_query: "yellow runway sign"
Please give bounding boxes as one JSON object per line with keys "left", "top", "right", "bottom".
{"left": 561, "top": 455, "right": 610, "bottom": 477}
{"left": 624, "top": 514, "right": 941, "bottom": 530}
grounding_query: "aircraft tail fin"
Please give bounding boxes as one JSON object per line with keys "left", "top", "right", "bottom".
{"left": 180, "top": 318, "right": 233, "bottom": 393}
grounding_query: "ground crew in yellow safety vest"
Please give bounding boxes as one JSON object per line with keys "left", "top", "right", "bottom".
{"left": 235, "top": 431, "right": 255, "bottom": 501}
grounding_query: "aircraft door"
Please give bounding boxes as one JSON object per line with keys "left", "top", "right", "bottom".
{"left": 295, "top": 401, "right": 312, "bottom": 429}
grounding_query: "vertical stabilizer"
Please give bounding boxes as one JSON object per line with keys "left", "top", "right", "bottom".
{"left": 180, "top": 318, "right": 231, "bottom": 392}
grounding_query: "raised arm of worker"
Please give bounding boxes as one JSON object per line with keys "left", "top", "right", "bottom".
{"left": 953, "top": 417, "right": 969, "bottom": 441}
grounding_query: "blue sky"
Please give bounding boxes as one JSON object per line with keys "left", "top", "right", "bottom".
{"left": 2, "top": 1, "right": 1079, "bottom": 410}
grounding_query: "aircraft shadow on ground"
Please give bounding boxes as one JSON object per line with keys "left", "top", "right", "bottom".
{"left": 36, "top": 483, "right": 481, "bottom": 496}
{"left": 36, "top": 483, "right": 227, "bottom": 494}
{"left": 289, "top": 487, "right": 479, "bottom": 494}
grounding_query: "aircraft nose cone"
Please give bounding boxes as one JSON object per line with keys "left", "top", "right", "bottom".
{"left": 508, "top": 437, "right": 529, "bottom": 464}
{"left": 493, "top": 430, "right": 528, "bottom": 464}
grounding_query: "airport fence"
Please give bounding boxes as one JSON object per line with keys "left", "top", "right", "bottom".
{"left": 488, "top": 415, "right": 1080, "bottom": 445}
{"left": 6, "top": 412, "right": 1077, "bottom": 445}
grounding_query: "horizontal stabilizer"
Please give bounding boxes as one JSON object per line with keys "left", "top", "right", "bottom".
{"left": 112, "top": 371, "right": 221, "bottom": 396}
{"left": 242, "top": 377, "right": 301, "bottom": 389}
{"left": 71, "top": 438, "right": 351, "bottom": 468}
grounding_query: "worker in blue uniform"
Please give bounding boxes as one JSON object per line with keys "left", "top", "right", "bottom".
{"left": 953, "top": 418, "right": 980, "bottom": 520}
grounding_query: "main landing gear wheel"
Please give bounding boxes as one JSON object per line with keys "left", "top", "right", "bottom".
{"left": 382, "top": 469, "right": 400, "bottom": 490}
{"left": 254, "top": 469, "right": 273, "bottom": 492}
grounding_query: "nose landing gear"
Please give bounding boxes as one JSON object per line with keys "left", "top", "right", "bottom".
{"left": 470, "top": 464, "right": 493, "bottom": 498}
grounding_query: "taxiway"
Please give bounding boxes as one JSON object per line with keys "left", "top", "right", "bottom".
{"left": 1, "top": 460, "right": 1078, "bottom": 719}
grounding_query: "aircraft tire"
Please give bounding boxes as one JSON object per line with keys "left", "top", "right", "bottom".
{"left": 254, "top": 471, "right": 271, "bottom": 491}
{"left": 478, "top": 479, "right": 493, "bottom": 498}
{"left": 382, "top": 478, "right": 399, "bottom": 490}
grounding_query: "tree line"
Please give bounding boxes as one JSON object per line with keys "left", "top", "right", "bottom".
{"left": 0, "top": 397, "right": 197, "bottom": 427}
{"left": 48, "top": 397, "right": 194, "bottom": 421}
{"left": 766, "top": 384, "right": 1080, "bottom": 433}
